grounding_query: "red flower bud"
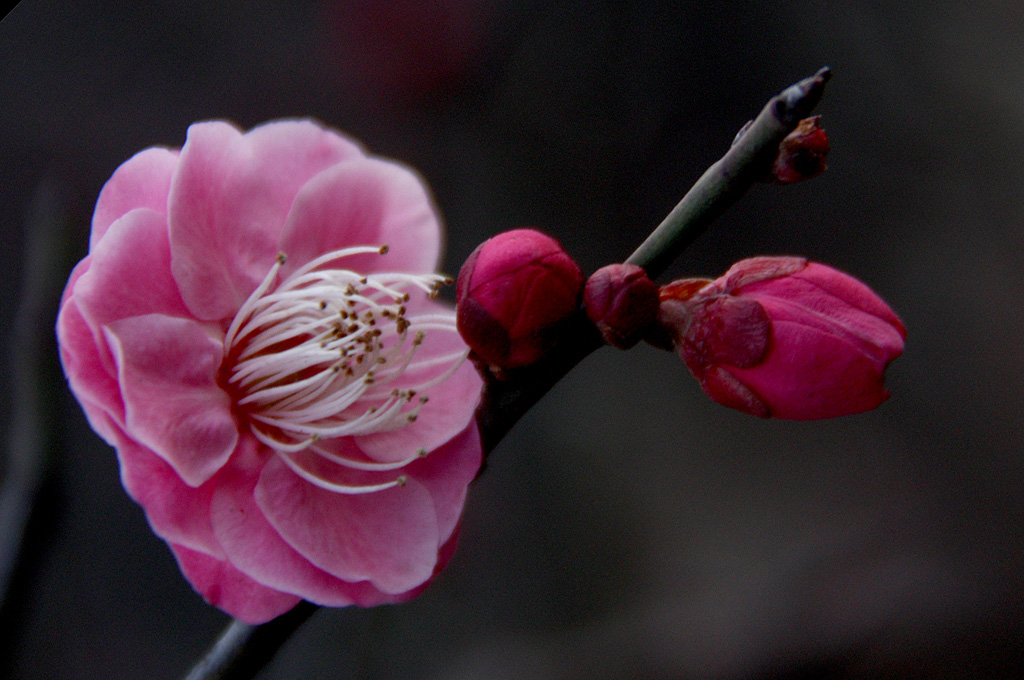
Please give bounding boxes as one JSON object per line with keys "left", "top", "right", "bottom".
{"left": 584, "top": 264, "right": 660, "bottom": 349}
{"left": 456, "top": 228, "right": 583, "bottom": 371}
{"left": 658, "top": 256, "right": 906, "bottom": 419}
{"left": 767, "top": 116, "right": 830, "bottom": 184}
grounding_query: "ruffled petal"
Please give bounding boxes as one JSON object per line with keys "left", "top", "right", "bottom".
{"left": 60, "top": 254, "right": 91, "bottom": 306}
{"left": 209, "top": 437, "right": 398, "bottom": 607}
{"left": 91, "top": 147, "right": 179, "bottom": 250}
{"left": 58, "top": 255, "right": 125, "bottom": 445}
{"left": 255, "top": 454, "right": 440, "bottom": 594}
{"left": 169, "top": 120, "right": 364, "bottom": 321}
{"left": 399, "top": 425, "right": 481, "bottom": 545}
{"left": 56, "top": 298, "right": 125, "bottom": 433}
{"left": 170, "top": 543, "right": 301, "bottom": 624}
{"left": 75, "top": 208, "right": 191, "bottom": 328}
{"left": 277, "top": 158, "right": 442, "bottom": 280}
{"left": 105, "top": 314, "right": 237, "bottom": 487}
{"left": 111, "top": 424, "right": 223, "bottom": 559}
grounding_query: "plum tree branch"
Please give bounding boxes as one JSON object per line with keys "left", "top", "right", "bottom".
{"left": 476, "top": 66, "right": 831, "bottom": 454}
{"left": 626, "top": 66, "right": 831, "bottom": 274}
{"left": 180, "top": 66, "right": 831, "bottom": 680}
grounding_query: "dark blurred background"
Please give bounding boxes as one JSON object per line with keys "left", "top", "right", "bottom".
{"left": 2, "top": 1, "right": 1023, "bottom": 678}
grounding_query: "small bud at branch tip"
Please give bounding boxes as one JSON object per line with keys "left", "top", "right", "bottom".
{"left": 766, "top": 116, "right": 830, "bottom": 184}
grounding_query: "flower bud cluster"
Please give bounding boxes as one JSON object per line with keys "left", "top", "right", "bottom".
{"left": 456, "top": 230, "right": 905, "bottom": 419}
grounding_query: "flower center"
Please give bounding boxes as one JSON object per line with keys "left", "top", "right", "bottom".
{"left": 222, "top": 245, "right": 467, "bottom": 494}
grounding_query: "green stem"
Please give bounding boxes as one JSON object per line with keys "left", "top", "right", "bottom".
{"left": 626, "top": 67, "right": 830, "bottom": 277}
{"left": 180, "top": 67, "right": 830, "bottom": 680}
{"left": 477, "top": 67, "right": 830, "bottom": 454}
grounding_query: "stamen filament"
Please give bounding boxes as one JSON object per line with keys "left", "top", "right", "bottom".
{"left": 223, "top": 254, "right": 285, "bottom": 351}
{"left": 309, "top": 443, "right": 424, "bottom": 471}
{"left": 283, "top": 245, "right": 385, "bottom": 282}
{"left": 276, "top": 450, "right": 406, "bottom": 495}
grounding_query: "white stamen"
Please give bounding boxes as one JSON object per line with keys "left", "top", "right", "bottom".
{"left": 276, "top": 450, "right": 407, "bottom": 494}
{"left": 223, "top": 245, "right": 468, "bottom": 496}
{"left": 309, "top": 443, "right": 423, "bottom": 471}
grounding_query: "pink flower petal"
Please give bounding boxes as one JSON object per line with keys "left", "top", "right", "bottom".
{"left": 72, "top": 394, "right": 124, "bottom": 447}
{"left": 255, "top": 454, "right": 440, "bottom": 594}
{"left": 170, "top": 543, "right": 301, "bottom": 624}
{"left": 208, "top": 436, "right": 401, "bottom": 607}
{"left": 740, "top": 266, "right": 906, "bottom": 356}
{"left": 398, "top": 425, "right": 481, "bottom": 545}
{"left": 57, "top": 256, "right": 125, "bottom": 444}
{"left": 75, "top": 209, "right": 191, "bottom": 328}
{"left": 56, "top": 298, "right": 125, "bottom": 432}
{"left": 105, "top": 314, "right": 237, "bottom": 487}
{"left": 111, "top": 424, "right": 223, "bottom": 559}
{"left": 91, "top": 147, "right": 180, "bottom": 250}
{"left": 60, "top": 255, "right": 90, "bottom": 307}
{"left": 169, "top": 120, "right": 364, "bottom": 320}
{"left": 277, "top": 158, "right": 441, "bottom": 279}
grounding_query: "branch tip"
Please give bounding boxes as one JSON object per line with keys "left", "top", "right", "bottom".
{"left": 774, "top": 66, "right": 832, "bottom": 125}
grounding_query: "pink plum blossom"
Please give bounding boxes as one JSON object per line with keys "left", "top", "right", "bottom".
{"left": 56, "top": 119, "right": 483, "bottom": 623}
{"left": 657, "top": 256, "right": 906, "bottom": 419}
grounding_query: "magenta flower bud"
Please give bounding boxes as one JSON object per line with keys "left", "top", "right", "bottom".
{"left": 584, "top": 263, "right": 660, "bottom": 349}
{"left": 658, "top": 256, "right": 906, "bottom": 420}
{"left": 456, "top": 228, "right": 583, "bottom": 370}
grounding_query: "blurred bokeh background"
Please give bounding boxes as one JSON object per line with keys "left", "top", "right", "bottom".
{"left": 2, "top": 1, "right": 1023, "bottom": 678}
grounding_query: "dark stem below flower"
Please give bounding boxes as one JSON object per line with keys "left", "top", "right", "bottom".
{"left": 180, "top": 67, "right": 830, "bottom": 680}
{"left": 181, "top": 601, "right": 318, "bottom": 680}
